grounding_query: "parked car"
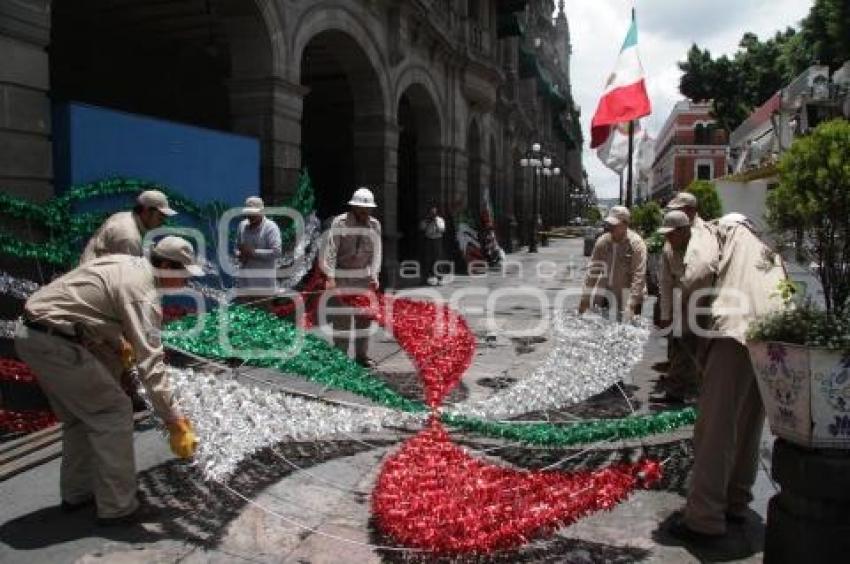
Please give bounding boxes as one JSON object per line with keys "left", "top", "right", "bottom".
{"left": 583, "top": 224, "right": 604, "bottom": 257}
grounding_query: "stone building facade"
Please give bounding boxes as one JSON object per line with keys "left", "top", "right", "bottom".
{"left": 0, "top": 0, "right": 583, "bottom": 278}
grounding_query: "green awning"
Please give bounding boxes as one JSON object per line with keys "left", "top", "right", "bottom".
{"left": 498, "top": 0, "right": 529, "bottom": 14}
{"left": 497, "top": 12, "right": 525, "bottom": 38}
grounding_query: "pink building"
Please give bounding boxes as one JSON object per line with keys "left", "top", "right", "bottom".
{"left": 650, "top": 101, "right": 728, "bottom": 202}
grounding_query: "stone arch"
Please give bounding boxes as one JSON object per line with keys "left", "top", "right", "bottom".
{"left": 298, "top": 28, "right": 389, "bottom": 219}
{"left": 394, "top": 66, "right": 447, "bottom": 145}
{"left": 467, "top": 118, "right": 483, "bottom": 218}
{"left": 291, "top": 4, "right": 391, "bottom": 118}
{"left": 396, "top": 81, "right": 444, "bottom": 264}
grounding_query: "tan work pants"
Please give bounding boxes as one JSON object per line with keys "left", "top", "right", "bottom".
{"left": 326, "top": 280, "right": 374, "bottom": 361}
{"left": 14, "top": 323, "right": 139, "bottom": 519}
{"left": 684, "top": 337, "right": 765, "bottom": 535}
{"left": 665, "top": 333, "right": 702, "bottom": 397}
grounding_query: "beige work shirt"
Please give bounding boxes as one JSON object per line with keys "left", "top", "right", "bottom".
{"left": 582, "top": 228, "right": 648, "bottom": 313}
{"left": 322, "top": 212, "right": 382, "bottom": 283}
{"left": 709, "top": 223, "right": 786, "bottom": 344}
{"left": 80, "top": 211, "right": 146, "bottom": 264}
{"left": 24, "top": 255, "right": 178, "bottom": 422}
{"left": 659, "top": 216, "right": 720, "bottom": 323}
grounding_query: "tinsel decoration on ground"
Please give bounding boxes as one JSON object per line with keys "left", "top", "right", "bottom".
{"left": 0, "top": 358, "right": 56, "bottom": 434}
{"left": 0, "top": 271, "right": 40, "bottom": 300}
{"left": 169, "top": 367, "right": 423, "bottom": 481}
{"left": 338, "top": 292, "right": 476, "bottom": 408}
{"left": 446, "top": 312, "right": 649, "bottom": 421}
{"left": 442, "top": 408, "right": 697, "bottom": 447}
{"left": 372, "top": 418, "right": 662, "bottom": 554}
{"left": 164, "top": 305, "right": 424, "bottom": 413}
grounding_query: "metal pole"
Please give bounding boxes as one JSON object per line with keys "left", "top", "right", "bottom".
{"left": 619, "top": 172, "right": 624, "bottom": 206}
{"left": 529, "top": 169, "right": 539, "bottom": 253}
{"left": 626, "top": 120, "right": 635, "bottom": 208}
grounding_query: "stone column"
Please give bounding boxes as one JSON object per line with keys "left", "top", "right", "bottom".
{"left": 353, "top": 115, "right": 400, "bottom": 287}
{"left": 0, "top": 0, "right": 51, "bottom": 200}
{"left": 228, "top": 77, "right": 306, "bottom": 204}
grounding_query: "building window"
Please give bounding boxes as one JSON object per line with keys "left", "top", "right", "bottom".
{"left": 694, "top": 122, "right": 715, "bottom": 145}
{"left": 696, "top": 161, "right": 713, "bottom": 181}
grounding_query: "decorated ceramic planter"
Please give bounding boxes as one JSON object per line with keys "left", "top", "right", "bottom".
{"left": 748, "top": 341, "right": 850, "bottom": 448}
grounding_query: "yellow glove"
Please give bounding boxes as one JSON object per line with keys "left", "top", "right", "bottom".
{"left": 167, "top": 418, "right": 198, "bottom": 459}
{"left": 119, "top": 338, "right": 135, "bottom": 370}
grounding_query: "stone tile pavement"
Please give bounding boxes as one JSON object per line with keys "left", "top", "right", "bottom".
{"left": 0, "top": 238, "right": 775, "bottom": 563}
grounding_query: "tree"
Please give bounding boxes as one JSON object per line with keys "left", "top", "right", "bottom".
{"left": 678, "top": 0, "right": 850, "bottom": 133}
{"left": 686, "top": 180, "right": 723, "bottom": 221}
{"left": 767, "top": 119, "right": 850, "bottom": 315}
{"left": 585, "top": 206, "right": 602, "bottom": 224}
{"left": 630, "top": 201, "right": 663, "bottom": 238}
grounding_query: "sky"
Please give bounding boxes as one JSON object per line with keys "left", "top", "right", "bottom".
{"left": 564, "top": 0, "right": 814, "bottom": 199}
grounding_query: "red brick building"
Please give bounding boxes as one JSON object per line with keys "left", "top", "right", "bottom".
{"left": 650, "top": 101, "right": 728, "bottom": 202}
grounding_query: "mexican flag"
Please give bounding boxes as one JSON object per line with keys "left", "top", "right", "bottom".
{"left": 590, "top": 17, "right": 652, "bottom": 148}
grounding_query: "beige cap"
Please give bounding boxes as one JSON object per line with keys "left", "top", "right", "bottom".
{"left": 658, "top": 210, "right": 691, "bottom": 234}
{"left": 137, "top": 190, "right": 178, "bottom": 217}
{"left": 242, "top": 196, "right": 265, "bottom": 215}
{"left": 603, "top": 205, "right": 631, "bottom": 226}
{"left": 666, "top": 192, "right": 698, "bottom": 210}
{"left": 151, "top": 236, "right": 204, "bottom": 277}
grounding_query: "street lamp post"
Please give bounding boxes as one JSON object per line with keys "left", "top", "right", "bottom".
{"left": 520, "top": 144, "right": 560, "bottom": 253}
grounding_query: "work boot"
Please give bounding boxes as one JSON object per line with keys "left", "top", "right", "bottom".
{"left": 96, "top": 500, "right": 160, "bottom": 527}
{"left": 60, "top": 497, "right": 95, "bottom": 513}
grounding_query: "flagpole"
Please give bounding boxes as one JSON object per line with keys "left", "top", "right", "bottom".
{"left": 619, "top": 171, "right": 624, "bottom": 206}
{"left": 625, "top": 6, "right": 637, "bottom": 209}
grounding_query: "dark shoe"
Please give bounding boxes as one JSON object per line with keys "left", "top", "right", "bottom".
{"left": 652, "top": 361, "right": 671, "bottom": 372}
{"left": 666, "top": 516, "right": 724, "bottom": 545}
{"left": 651, "top": 392, "right": 687, "bottom": 404}
{"left": 96, "top": 503, "right": 159, "bottom": 527}
{"left": 60, "top": 497, "right": 95, "bottom": 513}
{"left": 356, "top": 357, "right": 377, "bottom": 369}
{"left": 726, "top": 512, "right": 748, "bottom": 524}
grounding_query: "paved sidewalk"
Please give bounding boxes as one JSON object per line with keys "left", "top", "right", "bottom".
{"left": 0, "top": 238, "right": 774, "bottom": 563}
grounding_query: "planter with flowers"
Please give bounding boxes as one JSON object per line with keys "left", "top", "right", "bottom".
{"left": 746, "top": 119, "right": 850, "bottom": 448}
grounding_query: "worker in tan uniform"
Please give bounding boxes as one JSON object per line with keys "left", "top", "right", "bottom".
{"left": 657, "top": 192, "right": 718, "bottom": 401}
{"left": 321, "top": 188, "right": 382, "bottom": 368}
{"left": 80, "top": 190, "right": 178, "bottom": 264}
{"left": 14, "top": 237, "right": 201, "bottom": 526}
{"left": 579, "top": 206, "right": 647, "bottom": 319}
{"left": 668, "top": 214, "right": 786, "bottom": 543}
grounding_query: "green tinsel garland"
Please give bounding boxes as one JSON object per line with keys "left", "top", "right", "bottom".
{"left": 164, "top": 306, "right": 426, "bottom": 413}
{"left": 441, "top": 408, "right": 697, "bottom": 447}
{"left": 0, "top": 174, "right": 318, "bottom": 267}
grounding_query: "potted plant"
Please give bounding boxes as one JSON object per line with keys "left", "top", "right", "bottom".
{"left": 747, "top": 119, "right": 850, "bottom": 448}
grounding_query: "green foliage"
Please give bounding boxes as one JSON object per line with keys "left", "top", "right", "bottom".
{"left": 645, "top": 232, "right": 665, "bottom": 255}
{"left": 585, "top": 206, "right": 602, "bottom": 224}
{"left": 685, "top": 180, "right": 723, "bottom": 220}
{"left": 630, "top": 201, "right": 663, "bottom": 238}
{"left": 747, "top": 302, "right": 850, "bottom": 352}
{"left": 768, "top": 119, "right": 850, "bottom": 315}
{"left": 678, "top": 0, "right": 850, "bottom": 132}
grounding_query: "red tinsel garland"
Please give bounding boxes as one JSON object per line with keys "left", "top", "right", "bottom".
{"left": 373, "top": 418, "right": 661, "bottom": 554}
{"left": 0, "top": 408, "right": 57, "bottom": 434}
{"left": 0, "top": 358, "right": 38, "bottom": 384}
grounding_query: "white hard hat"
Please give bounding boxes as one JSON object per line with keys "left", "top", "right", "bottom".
{"left": 348, "top": 187, "right": 377, "bottom": 208}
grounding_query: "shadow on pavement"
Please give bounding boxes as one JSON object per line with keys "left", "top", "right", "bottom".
{"left": 652, "top": 509, "right": 765, "bottom": 562}
{"left": 0, "top": 439, "right": 388, "bottom": 552}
